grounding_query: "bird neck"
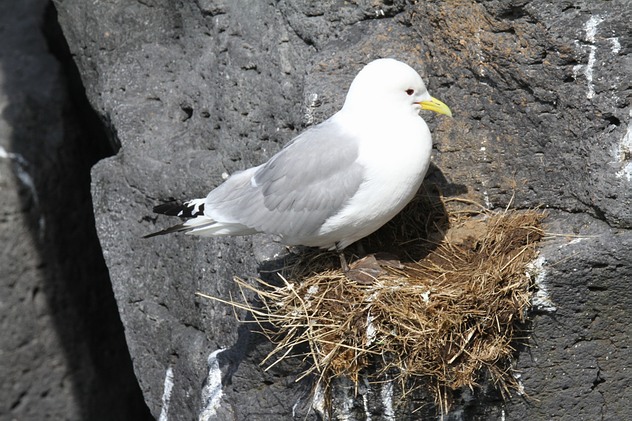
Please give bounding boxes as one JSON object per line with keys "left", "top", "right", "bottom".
{"left": 337, "top": 103, "right": 420, "bottom": 125}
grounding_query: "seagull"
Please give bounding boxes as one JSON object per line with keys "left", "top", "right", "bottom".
{"left": 145, "top": 58, "right": 451, "bottom": 268}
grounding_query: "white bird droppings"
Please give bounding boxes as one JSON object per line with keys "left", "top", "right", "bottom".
{"left": 527, "top": 256, "right": 556, "bottom": 312}
{"left": 311, "top": 382, "right": 327, "bottom": 417}
{"left": 380, "top": 378, "right": 395, "bottom": 421}
{"left": 0, "top": 145, "right": 44, "bottom": 235}
{"left": 158, "top": 367, "right": 175, "bottom": 421}
{"left": 609, "top": 37, "right": 621, "bottom": 54}
{"left": 585, "top": 15, "right": 603, "bottom": 43}
{"left": 199, "top": 348, "right": 226, "bottom": 421}
{"left": 613, "top": 110, "right": 632, "bottom": 181}
{"left": 0, "top": 145, "right": 37, "bottom": 203}
{"left": 362, "top": 377, "right": 372, "bottom": 421}
{"left": 574, "top": 15, "right": 604, "bottom": 99}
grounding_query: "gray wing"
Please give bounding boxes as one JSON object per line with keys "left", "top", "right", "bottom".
{"left": 205, "top": 118, "right": 365, "bottom": 241}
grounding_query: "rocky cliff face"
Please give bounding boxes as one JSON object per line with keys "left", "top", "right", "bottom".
{"left": 0, "top": 1, "right": 150, "bottom": 419}
{"left": 4, "top": 0, "right": 630, "bottom": 420}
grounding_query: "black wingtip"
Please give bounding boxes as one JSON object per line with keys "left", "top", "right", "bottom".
{"left": 153, "top": 202, "right": 185, "bottom": 216}
{"left": 146, "top": 199, "right": 206, "bottom": 237}
{"left": 152, "top": 200, "right": 206, "bottom": 217}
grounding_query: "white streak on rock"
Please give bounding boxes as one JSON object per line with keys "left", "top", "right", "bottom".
{"left": 0, "top": 145, "right": 44, "bottom": 235}
{"left": 478, "top": 139, "right": 492, "bottom": 208}
{"left": 338, "top": 383, "right": 354, "bottom": 421}
{"left": 291, "top": 399, "right": 300, "bottom": 418}
{"left": 527, "top": 256, "right": 556, "bottom": 312}
{"left": 362, "top": 377, "right": 372, "bottom": 421}
{"left": 199, "top": 348, "right": 225, "bottom": 421}
{"left": 585, "top": 16, "right": 602, "bottom": 43}
{"left": 585, "top": 44, "right": 598, "bottom": 99}
{"left": 482, "top": 190, "right": 492, "bottom": 209}
{"left": 568, "top": 237, "right": 586, "bottom": 246}
{"left": 609, "top": 37, "right": 621, "bottom": 54}
{"left": 613, "top": 110, "right": 632, "bottom": 181}
{"left": 380, "top": 378, "right": 395, "bottom": 421}
{"left": 158, "top": 367, "right": 174, "bottom": 421}
{"left": 574, "top": 15, "right": 603, "bottom": 99}
{"left": 311, "top": 382, "right": 327, "bottom": 418}
{"left": 0, "top": 145, "right": 24, "bottom": 164}
{"left": 0, "top": 145, "right": 37, "bottom": 203}
{"left": 512, "top": 372, "right": 526, "bottom": 395}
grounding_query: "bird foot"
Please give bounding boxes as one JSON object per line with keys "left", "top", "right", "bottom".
{"left": 343, "top": 252, "right": 403, "bottom": 283}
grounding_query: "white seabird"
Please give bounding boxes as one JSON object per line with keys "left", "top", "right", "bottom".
{"left": 146, "top": 58, "right": 452, "bottom": 255}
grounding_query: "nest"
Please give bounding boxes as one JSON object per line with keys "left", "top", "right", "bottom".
{"left": 199, "top": 191, "right": 545, "bottom": 414}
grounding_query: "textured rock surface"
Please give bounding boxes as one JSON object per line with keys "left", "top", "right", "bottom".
{"left": 0, "top": 1, "right": 150, "bottom": 419}
{"left": 50, "top": 0, "right": 631, "bottom": 419}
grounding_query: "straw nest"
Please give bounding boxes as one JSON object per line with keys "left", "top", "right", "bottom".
{"left": 199, "top": 190, "right": 545, "bottom": 413}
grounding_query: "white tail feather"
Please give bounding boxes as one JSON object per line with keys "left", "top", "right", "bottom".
{"left": 183, "top": 216, "right": 256, "bottom": 237}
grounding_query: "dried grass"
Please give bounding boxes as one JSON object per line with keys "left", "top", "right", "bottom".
{"left": 198, "top": 191, "right": 545, "bottom": 414}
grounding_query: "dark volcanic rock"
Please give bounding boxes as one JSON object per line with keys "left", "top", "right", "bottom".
{"left": 0, "top": 1, "right": 150, "bottom": 420}
{"left": 51, "top": 0, "right": 631, "bottom": 420}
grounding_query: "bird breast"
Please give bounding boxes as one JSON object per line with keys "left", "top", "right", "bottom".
{"left": 316, "top": 112, "right": 433, "bottom": 247}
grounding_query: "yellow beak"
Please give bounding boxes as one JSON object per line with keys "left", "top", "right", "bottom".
{"left": 419, "top": 97, "right": 452, "bottom": 117}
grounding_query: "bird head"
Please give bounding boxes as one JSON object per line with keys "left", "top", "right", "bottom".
{"left": 343, "top": 58, "right": 452, "bottom": 118}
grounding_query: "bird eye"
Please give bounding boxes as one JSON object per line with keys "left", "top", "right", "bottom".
{"left": 406, "top": 89, "right": 414, "bottom": 96}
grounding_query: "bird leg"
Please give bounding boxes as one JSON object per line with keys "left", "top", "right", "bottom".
{"left": 338, "top": 251, "right": 350, "bottom": 272}
{"left": 336, "top": 243, "right": 350, "bottom": 272}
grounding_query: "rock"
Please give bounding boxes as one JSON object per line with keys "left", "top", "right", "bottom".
{"left": 0, "top": 1, "right": 150, "bottom": 419}
{"left": 51, "top": 0, "right": 631, "bottom": 419}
